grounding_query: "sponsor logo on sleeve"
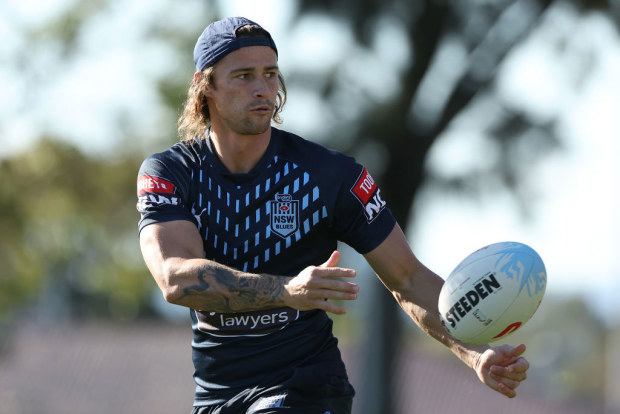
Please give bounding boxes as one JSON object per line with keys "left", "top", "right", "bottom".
{"left": 136, "top": 175, "right": 179, "bottom": 212}
{"left": 350, "top": 168, "right": 386, "bottom": 222}
{"left": 136, "top": 194, "right": 180, "bottom": 213}
{"left": 137, "top": 175, "right": 175, "bottom": 196}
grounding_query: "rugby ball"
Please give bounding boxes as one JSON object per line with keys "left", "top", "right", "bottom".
{"left": 438, "top": 242, "right": 546, "bottom": 345}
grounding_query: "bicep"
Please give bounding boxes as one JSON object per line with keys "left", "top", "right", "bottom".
{"left": 139, "top": 220, "right": 203, "bottom": 280}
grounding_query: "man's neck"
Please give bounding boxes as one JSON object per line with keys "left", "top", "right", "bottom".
{"left": 208, "top": 127, "right": 272, "bottom": 174}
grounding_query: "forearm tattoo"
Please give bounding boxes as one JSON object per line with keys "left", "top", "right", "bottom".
{"left": 180, "top": 263, "right": 286, "bottom": 312}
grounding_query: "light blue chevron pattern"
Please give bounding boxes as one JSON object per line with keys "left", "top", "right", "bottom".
{"left": 191, "top": 156, "right": 328, "bottom": 272}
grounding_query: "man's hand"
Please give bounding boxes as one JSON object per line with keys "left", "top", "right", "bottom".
{"left": 284, "top": 251, "right": 359, "bottom": 314}
{"left": 475, "top": 343, "right": 529, "bottom": 398}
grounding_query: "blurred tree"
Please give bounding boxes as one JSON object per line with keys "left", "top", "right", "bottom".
{"left": 0, "top": 138, "right": 150, "bottom": 321}
{"left": 292, "top": 0, "right": 619, "bottom": 223}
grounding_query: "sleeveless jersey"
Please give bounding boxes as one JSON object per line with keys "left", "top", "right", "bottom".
{"left": 136, "top": 127, "right": 396, "bottom": 406}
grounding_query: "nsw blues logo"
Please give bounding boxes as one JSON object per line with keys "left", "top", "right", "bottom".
{"left": 270, "top": 193, "right": 299, "bottom": 238}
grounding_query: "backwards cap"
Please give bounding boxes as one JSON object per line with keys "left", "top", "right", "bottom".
{"left": 193, "top": 17, "right": 278, "bottom": 72}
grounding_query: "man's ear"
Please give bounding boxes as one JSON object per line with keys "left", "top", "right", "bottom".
{"left": 193, "top": 71, "right": 201, "bottom": 85}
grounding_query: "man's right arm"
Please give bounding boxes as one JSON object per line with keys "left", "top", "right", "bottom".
{"left": 139, "top": 220, "right": 359, "bottom": 314}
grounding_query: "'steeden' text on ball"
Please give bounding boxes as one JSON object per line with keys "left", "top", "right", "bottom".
{"left": 444, "top": 273, "right": 501, "bottom": 328}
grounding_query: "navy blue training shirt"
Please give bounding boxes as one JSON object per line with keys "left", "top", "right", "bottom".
{"left": 137, "top": 127, "right": 396, "bottom": 406}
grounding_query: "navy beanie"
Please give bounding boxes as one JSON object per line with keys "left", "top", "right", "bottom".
{"left": 193, "top": 17, "right": 278, "bottom": 72}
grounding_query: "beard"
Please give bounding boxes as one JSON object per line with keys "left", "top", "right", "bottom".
{"left": 222, "top": 103, "right": 275, "bottom": 135}
{"left": 210, "top": 95, "right": 276, "bottom": 136}
{"left": 233, "top": 116, "right": 273, "bottom": 135}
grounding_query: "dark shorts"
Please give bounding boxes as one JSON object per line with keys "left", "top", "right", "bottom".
{"left": 190, "top": 361, "right": 354, "bottom": 414}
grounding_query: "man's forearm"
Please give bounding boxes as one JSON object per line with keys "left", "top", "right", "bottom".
{"left": 391, "top": 270, "right": 489, "bottom": 370}
{"left": 160, "top": 257, "right": 289, "bottom": 312}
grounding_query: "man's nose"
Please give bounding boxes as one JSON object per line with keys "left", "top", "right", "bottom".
{"left": 253, "top": 77, "right": 269, "bottom": 98}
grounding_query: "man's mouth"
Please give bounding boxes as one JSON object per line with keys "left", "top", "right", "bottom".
{"left": 250, "top": 104, "right": 274, "bottom": 114}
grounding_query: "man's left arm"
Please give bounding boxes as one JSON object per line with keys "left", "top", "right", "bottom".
{"left": 363, "top": 224, "right": 529, "bottom": 398}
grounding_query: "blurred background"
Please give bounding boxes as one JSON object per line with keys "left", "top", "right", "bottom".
{"left": 0, "top": 0, "right": 618, "bottom": 413}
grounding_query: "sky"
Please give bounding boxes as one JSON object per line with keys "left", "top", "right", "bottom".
{"left": 1, "top": 0, "right": 619, "bottom": 322}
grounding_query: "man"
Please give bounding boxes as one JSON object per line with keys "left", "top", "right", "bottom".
{"left": 137, "top": 17, "right": 529, "bottom": 414}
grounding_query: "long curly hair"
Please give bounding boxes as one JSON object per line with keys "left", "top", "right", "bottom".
{"left": 177, "top": 25, "right": 287, "bottom": 142}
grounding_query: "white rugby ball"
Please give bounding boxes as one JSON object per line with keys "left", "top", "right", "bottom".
{"left": 438, "top": 241, "right": 546, "bottom": 345}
